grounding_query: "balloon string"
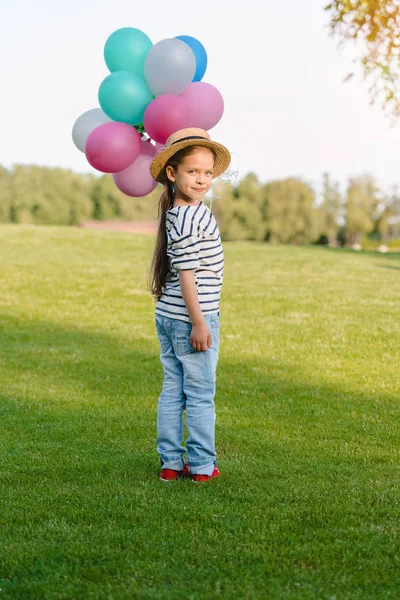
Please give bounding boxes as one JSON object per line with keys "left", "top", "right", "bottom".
{"left": 218, "top": 152, "right": 240, "bottom": 185}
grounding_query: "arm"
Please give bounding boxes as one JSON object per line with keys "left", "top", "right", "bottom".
{"left": 179, "top": 270, "right": 212, "bottom": 352}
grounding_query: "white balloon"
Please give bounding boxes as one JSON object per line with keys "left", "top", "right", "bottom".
{"left": 72, "top": 108, "right": 113, "bottom": 153}
{"left": 144, "top": 38, "right": 196, "bottom": 97}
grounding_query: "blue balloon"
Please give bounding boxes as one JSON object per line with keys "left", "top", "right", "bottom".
{"left": 175, "top": 35, "right": 207, "bottom": 82}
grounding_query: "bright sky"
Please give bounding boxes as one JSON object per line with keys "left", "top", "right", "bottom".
{"left": 1, "top": 0, "right": 399, "bottom": 194}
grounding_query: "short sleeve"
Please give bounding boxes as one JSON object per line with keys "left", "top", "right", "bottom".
{"left": 168, "top": 234, "right": 201, "bottom": 271}
{"left": 166, "top": 205, "right": 205, "bottom": 271}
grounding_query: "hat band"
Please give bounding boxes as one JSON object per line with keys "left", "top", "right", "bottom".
{"left": 171, "top": 135, "right": 209, "bottom": 145}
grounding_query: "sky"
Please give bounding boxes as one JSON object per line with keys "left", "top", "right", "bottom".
{"left": 1, "top": 0, "right": 399, "bottom": 195}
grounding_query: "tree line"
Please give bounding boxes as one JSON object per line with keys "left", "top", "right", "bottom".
{"left": 1, "top": 164, "right": 399, "bottom": 247}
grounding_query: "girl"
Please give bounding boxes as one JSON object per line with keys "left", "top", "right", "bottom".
{"left": 148, "top": 127, "right": 231, "bottom": 483}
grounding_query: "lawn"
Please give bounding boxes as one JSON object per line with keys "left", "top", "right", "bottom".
{"left": 0, "top": 225, "right": 399, "bottom": 599}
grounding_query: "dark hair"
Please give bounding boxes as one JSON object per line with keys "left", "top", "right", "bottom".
{"left": 148, "top": 145, "right": 216, "bottom": 300}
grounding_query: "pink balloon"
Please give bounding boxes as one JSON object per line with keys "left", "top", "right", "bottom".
{"left": 144, "top": 95, "right": 193, "bottom": 145}
{"left": 180, "top": 82, "right": 224, "bottom": 130}
{"left": 85, "top": 122, "right": 141, "bottom": 173}
{"left": 113, "top": 139, "right": 159, "bottom": 197}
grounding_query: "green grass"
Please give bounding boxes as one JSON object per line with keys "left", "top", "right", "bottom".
{"left": 0, "top": 225, "right": 399, "bottom": 600}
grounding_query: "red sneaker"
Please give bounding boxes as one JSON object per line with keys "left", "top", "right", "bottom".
{"left": 160, "top": 462, "right": 190, "bottom": 482}
{"left": 192, "top": 465, "right": 220, "bottom": 483}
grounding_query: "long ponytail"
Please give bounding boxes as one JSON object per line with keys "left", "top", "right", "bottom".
{"left": 148, "top": 182, "right": 175, "bottom": 300}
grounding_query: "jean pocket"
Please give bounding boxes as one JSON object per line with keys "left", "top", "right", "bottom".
{"left": 174, "top": 333, "right": 195, "bottom": 357}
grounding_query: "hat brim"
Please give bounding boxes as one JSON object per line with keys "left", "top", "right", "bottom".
{"left": 150, "top": 139, "right": 231, "bottom": 184}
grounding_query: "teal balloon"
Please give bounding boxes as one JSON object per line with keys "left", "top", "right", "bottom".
{"left": 98, "top": 71, "right": 153, "bottom": 126}
{"left": 104, "top": 27, "right": 152, "bottom": 78}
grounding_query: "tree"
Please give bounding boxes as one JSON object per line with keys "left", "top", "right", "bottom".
{"left": 344, "top": 175, "right": 379, "bottom": 245}
{"left": 326, "top": 1, "right": 400, "bottom": 118}
{"left": 211, "top": 181, "right": 239, "bottom": 240}
{"left": 212, "top": 175, "right": 267, "bottom": 241}
{"left": 263, "top": 178, "right": 320, "bottom": 244}
{"left": 320, "top": 172, "right": 342, "bottom": 246}
{"left": 235, "top": 172, "right": 261, "bottom": 205}
{"left": 374, "top": 186, "right": 400, "bottom": 240}
{"left": 233, "top": 173, "right": 267, "bottom": 241}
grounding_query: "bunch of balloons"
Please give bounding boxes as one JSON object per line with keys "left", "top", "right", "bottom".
{"left": 72, "top": 27, "right": 225, "bottom": 197}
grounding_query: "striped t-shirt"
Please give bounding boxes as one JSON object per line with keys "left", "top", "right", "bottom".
{"left": 155, "top": 201, "right": 224, "bottom": 323}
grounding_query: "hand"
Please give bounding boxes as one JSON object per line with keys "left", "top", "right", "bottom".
{"left": 190, "top": 322, "right": 212, "bottom": 352}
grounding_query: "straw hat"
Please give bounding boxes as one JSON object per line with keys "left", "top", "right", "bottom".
{"left": 150, "top": 127, "right": 231, "bottom": 184}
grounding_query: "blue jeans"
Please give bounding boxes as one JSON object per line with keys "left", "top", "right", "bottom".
{"left": 155, "top": 312, "right": 220, "bottom": 476}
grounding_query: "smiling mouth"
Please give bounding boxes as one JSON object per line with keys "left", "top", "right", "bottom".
{"left": 192, "top": 188, "right": 207, "bottom": 192}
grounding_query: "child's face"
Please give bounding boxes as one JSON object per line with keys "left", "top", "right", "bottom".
{"left": 168, "top": 147, "right": 214, "bottom": 202}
